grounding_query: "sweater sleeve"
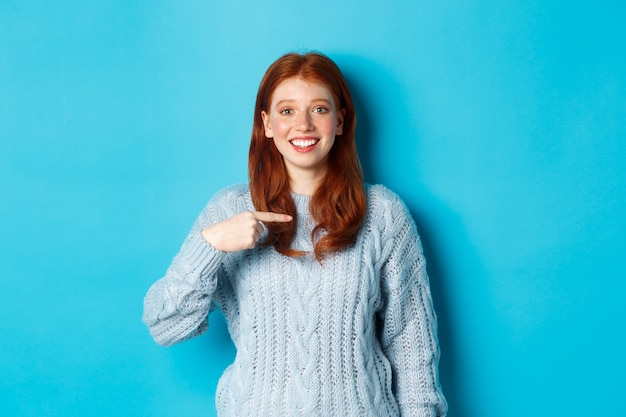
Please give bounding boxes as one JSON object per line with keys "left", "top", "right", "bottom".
{"left": 377, "top": 191, "right": 447, "bottom": 417}
{"left": 142, "top": 200, "right": 226, "bottom": 347}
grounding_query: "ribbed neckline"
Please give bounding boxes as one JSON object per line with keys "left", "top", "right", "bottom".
{"left": 290, "top": 192, "right": 312, "bottom": 214}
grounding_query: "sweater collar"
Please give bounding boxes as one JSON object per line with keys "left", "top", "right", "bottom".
{"left": 290, "top": 192, "right": 312, "bottom": 215}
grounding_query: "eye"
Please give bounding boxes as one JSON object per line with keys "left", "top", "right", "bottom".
{"left": 313, "top": 106, "right": 329, "bottom": 114}
{"left": 280, "top": 108, "right": 293, "bottom": 115}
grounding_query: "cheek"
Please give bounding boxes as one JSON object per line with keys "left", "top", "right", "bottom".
{"left": 271, "top": 120, "right": 291, "bottom": 137}
{"left": 322, "top": 117, "right": 339, "bottom": 134}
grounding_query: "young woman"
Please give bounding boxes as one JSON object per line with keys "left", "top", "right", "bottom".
{"left": 142, "top": 52, "right": 447, "bottom": 417}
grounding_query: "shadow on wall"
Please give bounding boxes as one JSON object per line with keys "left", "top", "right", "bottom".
{"left": 338, "top": 53, "right": 477, "bottom": 417}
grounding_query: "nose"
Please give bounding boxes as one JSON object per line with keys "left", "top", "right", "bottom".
{"left": 295, "top": 111, "right": 313, "bottom": 131}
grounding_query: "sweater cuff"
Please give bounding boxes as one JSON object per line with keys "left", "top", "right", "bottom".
{"left": 176, "top": 230, "right": 224, "bottom": 292}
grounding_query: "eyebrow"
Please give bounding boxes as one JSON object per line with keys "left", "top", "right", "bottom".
{"left": 274, "top": 98, "right": 332, "bottom": 108}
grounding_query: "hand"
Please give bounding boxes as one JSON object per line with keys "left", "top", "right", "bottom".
{"left": 201, "top": 211, "right": 293, "bottom": 252}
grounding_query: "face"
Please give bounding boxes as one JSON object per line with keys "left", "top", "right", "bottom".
{"left": 261, "top": 77, "right": 344, "bottom": 181}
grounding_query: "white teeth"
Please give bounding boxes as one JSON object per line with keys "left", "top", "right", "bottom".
{"left": 290, "top": 139, "right": 318, "bottom": 148}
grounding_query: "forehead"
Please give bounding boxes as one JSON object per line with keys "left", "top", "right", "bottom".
{"left": 270, "top": 76, "right": 336, "bottom": 105}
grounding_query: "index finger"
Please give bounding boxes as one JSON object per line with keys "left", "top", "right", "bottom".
{"left": 253, "top": 211, "right": 293, "bottom": 223}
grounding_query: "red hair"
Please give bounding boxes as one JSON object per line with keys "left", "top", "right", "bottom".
{"left": 249, "top": 52, "right": 366, "bottom": 261}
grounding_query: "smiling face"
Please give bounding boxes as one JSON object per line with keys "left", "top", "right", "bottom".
{"left": 261, "top": 77, "right": 344, "bottom": 184}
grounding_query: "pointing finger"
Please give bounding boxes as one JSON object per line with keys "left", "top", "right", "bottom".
{"left": 253, "top": 211, "right": 293, "bottom": 223}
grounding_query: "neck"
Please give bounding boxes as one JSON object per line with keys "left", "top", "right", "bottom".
{"left": 288, "top": 168, "right": 326, "bottom": 196}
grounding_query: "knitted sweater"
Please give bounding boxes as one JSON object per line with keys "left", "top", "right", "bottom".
{"left": 143, "top": 183, "right": 447, "bottom": 417}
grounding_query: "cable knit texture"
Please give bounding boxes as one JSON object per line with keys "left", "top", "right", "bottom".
{"left": 143, "top": 183, "right": 447, "bottom": 417}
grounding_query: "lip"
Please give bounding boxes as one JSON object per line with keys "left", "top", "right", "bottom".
{"left": 289, "top": 136, "right": 320, "bottom": 152}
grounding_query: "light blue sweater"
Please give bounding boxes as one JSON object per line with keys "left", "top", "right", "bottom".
{"left": 143, "top": 183, "right": 447, "bottom": 417}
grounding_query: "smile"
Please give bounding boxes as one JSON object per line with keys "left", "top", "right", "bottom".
{"left": 289, "top": 138, "right": 319, "bottom": 149}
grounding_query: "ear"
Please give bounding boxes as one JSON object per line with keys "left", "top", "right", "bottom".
{"left": 335, "top": 109, "right": 345, "bottom": 136}
{"left": 261, "top": 111, "right": 273, "bottom": 138}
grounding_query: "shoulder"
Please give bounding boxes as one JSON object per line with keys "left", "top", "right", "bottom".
{"left": 365, "top": 184, "right": 412, "bottom": 221}
{"left": 365, "top": 185, "right": 427, "bottom": 276}
{"left": 365, "top": 183, "right": 422, "bottom": 252}
{"left": 199, "top": 183, "right": 253, "bottom": 224}
{"left": 209, "top": 183, "right": 251, "bottom": 205}
{"left": 366, "top": 183, "right": 402, "bottom": 203}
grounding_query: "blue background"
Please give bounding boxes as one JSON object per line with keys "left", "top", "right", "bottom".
{"left": 2, "top": 1, "right": 625, "bottom": 416}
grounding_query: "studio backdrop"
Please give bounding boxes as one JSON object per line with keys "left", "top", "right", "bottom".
{"left": 1, "top": 1, "right": 625, "bottom": 416}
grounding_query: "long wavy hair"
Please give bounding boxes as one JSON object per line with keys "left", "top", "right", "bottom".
{"left": 249, "top": 52, "right": 366, "bottom": 261}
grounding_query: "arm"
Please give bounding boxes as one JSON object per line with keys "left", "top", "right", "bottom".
{"left": 377, "top": 194, "right": 447, "bottom": 417}
{"left": 142, "top": 206, "right": 224, "bottom": 347}
{"left": 142, "top": 186, "right": 293, "bottom": 347}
